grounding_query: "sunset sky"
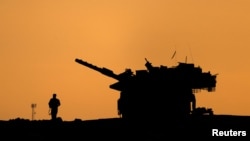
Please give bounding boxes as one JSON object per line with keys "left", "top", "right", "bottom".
{"left": 0, "top": 0, "right": 250, "bottom": 121}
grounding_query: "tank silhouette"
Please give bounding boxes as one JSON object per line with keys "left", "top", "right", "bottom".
{"left": 75, "top": 58, "right": 217, "bottom": 123}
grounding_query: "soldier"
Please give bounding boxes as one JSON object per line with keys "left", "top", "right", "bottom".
{"left": 48, "top": 93, "right": 61, "bottom": 121}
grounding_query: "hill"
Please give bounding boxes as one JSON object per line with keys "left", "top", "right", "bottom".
{"left": 1, "top": 115, "right": 250, "bottom": 139}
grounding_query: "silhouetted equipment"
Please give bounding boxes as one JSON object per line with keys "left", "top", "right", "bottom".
{"left": 75, "top": 58, "right": 217, "bottom": 123}
{"left": 31, "top": 103, "right": 37, "bottom": 121}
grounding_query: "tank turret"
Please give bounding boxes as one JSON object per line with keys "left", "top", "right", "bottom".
{"left": 75, "top": 58, "right": 217, "bottom": 124}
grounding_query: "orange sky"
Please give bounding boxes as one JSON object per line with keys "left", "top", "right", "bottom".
{"left": 0, "top": 0, "right": 250, "bottom": 121}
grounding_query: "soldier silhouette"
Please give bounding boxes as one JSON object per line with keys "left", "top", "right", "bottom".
{"left": 48, "top": 93, "right": 61, "bottom": 121}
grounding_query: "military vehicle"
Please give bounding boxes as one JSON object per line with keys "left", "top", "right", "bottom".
{"left": 75, "top": 58, "right": 217, "bottom": 124}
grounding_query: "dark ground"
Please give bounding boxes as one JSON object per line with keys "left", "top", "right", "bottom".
{"left": 1, "top": 115, "right": 250, "bottom": 140}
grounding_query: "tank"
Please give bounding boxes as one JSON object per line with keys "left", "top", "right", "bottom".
{"left": 75, "top": 58, "right": 217, "bottom": 124}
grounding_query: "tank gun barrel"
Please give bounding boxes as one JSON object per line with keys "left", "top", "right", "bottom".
{"left": 75, "top": 58, "right": 119, "bottom": 80}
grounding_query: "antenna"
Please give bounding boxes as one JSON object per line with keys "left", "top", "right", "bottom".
{"left": 31, "top": 103, "right": 37, "bottom": 121}
{"left": 187, "top": 42, "right": 194, "bottom": 63}
{"left": 170, "top": 44, "right": 178, "bottom": 65}
{"left": 171, "top": 50, "right": 176, "bottom": 59}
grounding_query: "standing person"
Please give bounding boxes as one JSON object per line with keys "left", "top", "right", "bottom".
{"left": 48, "top": 93, "right": 61, "bottom": 121}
